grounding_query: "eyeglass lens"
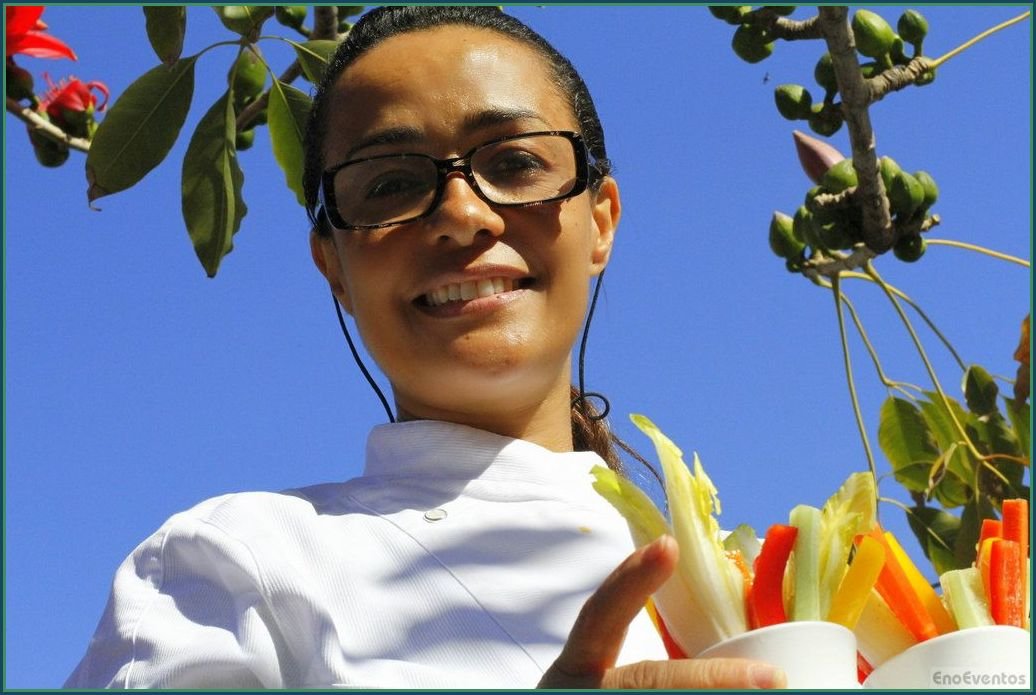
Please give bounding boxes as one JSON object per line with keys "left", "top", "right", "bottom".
{"left": 331, "top": 134, "right": 579, "bottom": 228}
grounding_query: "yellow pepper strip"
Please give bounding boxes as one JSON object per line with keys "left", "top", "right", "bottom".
{"left": 644, "top": 596, "right": 662, "bottom": 634}
{"left": 884, "top": 531, "right": 958, "bottom": 634}
{"left": 827, "top": 535, "right": 885, "bottom": 629}
{"left": 978, "top": 537, "right": 995, "bottom": 605}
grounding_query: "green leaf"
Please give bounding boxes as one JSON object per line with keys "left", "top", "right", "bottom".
{"left": 143, "top": 7, "right": 186, "bottom": 65}
{"left": 291, "top": 39, "right": 339, "bottom": 84}
{"left": 267, "top": 80, "right": 312, "bottom": 207}
{"left": 918, "top": 392, "right": 976, "bottom": 487}
{"left": 86, "top": 57, "right": 198, "bottom": 203}
{"left": 181, "top": 92, "right": 247, "bottom": 278}
{"left": 1004, "top": 397, "right": 1031, "bottom": 462}
{"left": 904, "top": 505, "right": 962, "bottom": 575}
{"left": 877, "top": 397, "right": 940, "bottom": 493}
{"left": 963, "top": 365, "right": 999, "bottom": 416}
{"left": 213, "top": 6, "right": 274, "bottom": 36}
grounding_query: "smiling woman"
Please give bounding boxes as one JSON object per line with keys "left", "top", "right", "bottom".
{"left": 62, "top": 7, "right": 784, "bottom": 690}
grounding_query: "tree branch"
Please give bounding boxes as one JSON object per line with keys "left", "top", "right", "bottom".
{"left": 744, "top": 9, "right": 822, "bottom": 40}
{"left": 818, "top": 6, "right": 895, "bottom": 254}
{"left": 6, "top": 96, "right": 91, "bottom": 153}
{"left": 868, "top": 57, "right": 935, "bottom": 102}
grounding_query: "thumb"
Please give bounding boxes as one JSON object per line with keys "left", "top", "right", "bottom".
{"left": 540, "top": 534, "right": 678, "bottom": 687}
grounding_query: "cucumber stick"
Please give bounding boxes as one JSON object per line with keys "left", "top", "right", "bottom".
{"left": 940, "top": 567, "right": 993, "bottom": 629}
{"left": 790, "top": 504, "right": 822, "bottom": 621}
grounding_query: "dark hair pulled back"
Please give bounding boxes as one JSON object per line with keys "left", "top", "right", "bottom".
{"left": 303, "top": 6, "right": 643, "bottom": 476}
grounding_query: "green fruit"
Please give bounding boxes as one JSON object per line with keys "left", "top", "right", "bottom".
{"left": 28, "top": 128, "right": 70, "bottom": 167}
{"left": 916, "top": 69, "right": 936, "bottom": 86}
{"left": 235, "top": 128, "right": 256, "bottom": 151}
{"left": 804, "top": 185, "right": 823, "bottom": 207}
{"left": 898, "top": 9, "right": 929, "bottom": 47}
{"left": 769, "top": 211, "right": 805, "bottom": 259}
{"left": 858, "top": 61, "right": 881, "bottom": 79}
{"left": 337, "top": 6, "right": 365, "bottom": 19}
{"left": 852, "top": 9, "right": 896, "bottom": 59}
{"left": 878, "top": 155, "right": 902, "bottom": 194}
{"left": 893, "top": 234, "right": 926, "bottom": 262}
{"left": 888, "top": 170, "right": 925, "bottom": 218}
{"left": 6, "top": 62, "right": 35, "bottom": 101}
{"left": 818, "top": 220, "right": 854, "bottom": 250}
{"left": 821, "top": 158, "right": 858, "bottom": 194}
{"left": 274, "top": 6, "right": 307, "bottom": 29}
{"left": 793, "top": 205, "right": 820, "bottom": 248}
{"left": 732, "top": 24, "right": 774, "bottom": 64}
{"left": 252, "top": 106, "right": 268, "bottom": 126}
{"left": 214, "top": 6, "right": 274, "bottom": 36}
{"left": 890, "top": 36, "right": 910, "bottom": 66}
{"left": 913, "top": 170, "right": 939, "bottom": 210}
{"left": 814, "top": 53, "right": 837, "bottom": 92}
{"left": 774, "top": 84, "right": 813, "bottom": 120}
{"left": 229, "top": 48, "right": 267, "bottom": 104}
{"left": 338, "top": 20, "right": 353, "bottom": 34}
{"left": 808, "top": 103, "right": 843, "bottom": 137}
{"left": 709, "top": 6, "right": 751, "bottom": 24}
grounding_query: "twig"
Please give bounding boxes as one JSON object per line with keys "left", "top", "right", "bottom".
{"left": 6, "top": 96, "right": 91, "bottom": 153}
{"left": 930, "top": 10, "right": 1031, "bottom": 70}
{"left": 840, "top": 270, "right": 967, "bottom": 372}
{"left": 925, "top": 238, "right": 1030, "bottom": 268}
{"left": 833, "top": 274, "right": 880, "bottom": 485}
{"left": 817, "top": 6, "right": 894, "bottom": 253}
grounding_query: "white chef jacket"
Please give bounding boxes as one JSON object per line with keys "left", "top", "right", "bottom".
{"left": 65, "top": 420, "right": 666, "bottom": 688}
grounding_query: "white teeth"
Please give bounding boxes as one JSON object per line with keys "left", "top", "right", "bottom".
{"left": 424, "top": 277, "right": 520, "bottom": 307}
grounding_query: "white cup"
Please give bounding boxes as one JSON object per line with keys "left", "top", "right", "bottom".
{"left": 862, "top": 625, "right": 1031, "bottom": 689}
{"left": 695, "top": 621, "right": 861, "bottom": 689}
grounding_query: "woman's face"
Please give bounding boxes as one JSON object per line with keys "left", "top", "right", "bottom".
{"left": 312, "top": 26, "right": 620, "bottom": 429}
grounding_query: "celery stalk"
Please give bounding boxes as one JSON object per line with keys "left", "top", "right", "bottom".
{"left": 629, "top": 415, "right": 748, "bottom": 655}
{"left": 817, "top": 472, "right": 876, "bottom": 619}
{"left": 941, "top": 567, "right": 994, "bottom": 629}
{"left": 789, "top": 504, "right": 822, "bottom": 621}
{"left": 723, "top": 523, "right": 761, "bottom": 568}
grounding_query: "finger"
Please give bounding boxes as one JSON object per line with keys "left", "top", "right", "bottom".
{"left": 551, "top": 534, "right": 678, "bottom": 679}
{"left": 604, "top": 657, "right": 788, "bottom": 690}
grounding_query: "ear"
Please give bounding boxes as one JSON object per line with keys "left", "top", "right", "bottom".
{"left": 589, "top": 176, "right": 621, "bottom": 275}
{"left": 309, "top": 230, "right": 354, "bottom": 314}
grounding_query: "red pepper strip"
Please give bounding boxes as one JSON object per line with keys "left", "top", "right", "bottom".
{"left": 645, "top": 597, "right": 687, "bottom": 659}
{"left": 748, "top": 524, "right": 798, "bottom": 629}
{"left": 990, "top": 539, "right": 1024, "bottom": 627}
{"left": 1001, "top": 499, "right": 1029, "bottom": 628}
{"left": 857, "top": 652, "right": 874, "bottom": 684}
{"left": 866, "top": 529, "right": 939, "bottom": 642}
{"left": 979, "top": 518, "right": 1003, "bottom": 546}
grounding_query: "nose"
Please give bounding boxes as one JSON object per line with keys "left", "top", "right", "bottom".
{"left": 425, "top": 171, "right": 505, "bottom": 246}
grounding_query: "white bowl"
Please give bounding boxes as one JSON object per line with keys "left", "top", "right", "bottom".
{"left": 862, "top": 625, "right": 1031, "bottom": 689}
{"left": 696, "top": 621, "right": 861, "bottom": 689}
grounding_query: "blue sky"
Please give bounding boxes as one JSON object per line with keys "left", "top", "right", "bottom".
{"left": 4, "top": 5, "right": 1031, "bottom": 687}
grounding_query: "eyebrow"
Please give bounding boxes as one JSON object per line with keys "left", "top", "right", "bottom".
{"left": 344, "top": 107, "right": 548, "bottom": 160}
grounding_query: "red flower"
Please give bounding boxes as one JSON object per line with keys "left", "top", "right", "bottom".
{"left": 6, "top": 6, "right": 77, "bottom": 60}
{"left": 38, "top": 74, "right": 108, "bottom": 137}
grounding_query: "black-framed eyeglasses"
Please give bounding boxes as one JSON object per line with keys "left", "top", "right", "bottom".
{"left": 318, "top": 130, "right": 597, "bottom": 231}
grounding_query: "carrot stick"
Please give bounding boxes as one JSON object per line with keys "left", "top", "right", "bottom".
{"left": 884, "top": 531, "right": 957, "bottom": 634}
{"left": 867, "top": 529, "right": 939, "bottom": 641}
{"left": 979, "top": 518, "right": 1003, "bottom": 546}
{"left": 1000, "top": 499, "right": 1029, "bottom": 629}
{"left": 990, "top": 539, "right": 1024, "bottom": 627}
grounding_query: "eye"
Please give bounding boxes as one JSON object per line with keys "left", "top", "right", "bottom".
{"left": 362, "top": 170, "right": 433, "bottom": 200}
{"left": 481, "top": 149, "right": 550, "bottom": 185}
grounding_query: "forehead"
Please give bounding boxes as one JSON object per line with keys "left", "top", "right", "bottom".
{"left": 323, "top": 25, "right": 576, "bottom": 160}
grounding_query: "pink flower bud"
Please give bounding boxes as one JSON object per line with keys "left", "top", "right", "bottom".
{"left": 793, "top": 129, "right": 846, "bottom": 184}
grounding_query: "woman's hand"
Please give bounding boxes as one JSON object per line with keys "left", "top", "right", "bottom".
{"left": 539, "top": 535, "right": 787, "bottom": 689}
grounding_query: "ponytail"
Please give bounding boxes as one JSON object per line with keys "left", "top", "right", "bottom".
{"left": 569, "top": 386, "right": 662, "bottom": 490}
